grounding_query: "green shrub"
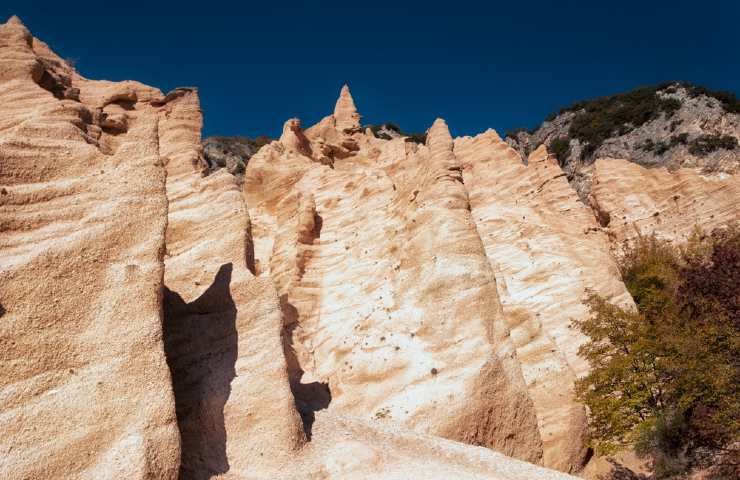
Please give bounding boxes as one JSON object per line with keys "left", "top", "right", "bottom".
{"left": 688, "top": 134, "right": 738, "bottom": 156}
{"left": 640, "top": 134, "right": 690, "bottom": 155}
{"left": 640, "top": 138, "right": 656, "bottom": 152}
{"left": 505, "top": 127, "right": 534, "bottom": 139}
{"left": 672, "top": 133, "right": 689, "bottom": 145}
{"left": 405, "top": 132, "right": 427, "bottom": 144}
{"left": 367, "top": 123, "right": 424, "bottom": 143}
{"left": 384, "top": 122, "right": 401, "bottom": 133}
{"left": 564, "top": 85, "right": 684, "bottom": 160}
{"left": 575, "top": 229, "right": 740, "bottom": 477}
{"left": 687, "top": 85, "right": 740, "bottom": 114}
{"left": 548, "top": 136, "right": 571, "bottom": 166}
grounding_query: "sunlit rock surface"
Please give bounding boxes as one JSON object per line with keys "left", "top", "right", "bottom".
{"left": 589, "top": 158, "right": 740, "bottom": 245}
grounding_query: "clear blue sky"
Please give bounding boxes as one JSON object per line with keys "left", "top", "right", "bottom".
{"left": 3, "top": 1, "right": 738, "bottom": 138}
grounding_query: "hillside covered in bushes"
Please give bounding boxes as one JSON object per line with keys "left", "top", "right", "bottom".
{"left": 507, "top": 82, "right": 740, "bottom": 200}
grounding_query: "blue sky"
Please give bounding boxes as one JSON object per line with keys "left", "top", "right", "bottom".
{"left": 3, "top": 1, "right": 738, "bottom": 138}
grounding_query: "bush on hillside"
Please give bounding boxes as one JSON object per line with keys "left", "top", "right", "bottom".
{"left": 548, "top": 136, "right": 571, "bottom": 166}
{"left": 404, "top": 132, "right": 427, "bottom": 144}
{"left": 639, "top": 133, "right": 689, "bottom": 155}
{"left": 505, "top": 127, "right": 534, "bottom": 139}
{"left": 686, "top": 84, "right": 740, "bottom": 114}
{"left": 687, "top": 134, "right": 738, "bottom": 156}
{"left": 563, "top": 86, "right": 683, "bottom": 160}
{"left": 367, "top": 123, "right": 426, "bottom": 144}
{"left": 575, "top": 228, "right": 740, "bottom": 478}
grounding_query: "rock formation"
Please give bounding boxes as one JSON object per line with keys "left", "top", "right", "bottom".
{"left": 244, "top": 109, "right": 545, "bottom": 464}
{"left": 507, "top": 82, "right": 739, "bottom": 200}
{"left": 454, "top": 134, "right": 633, "bottom": 471}
{"left": 201, "top": 135, "right": 272, "bottom": 176}
{"left": 0, "top": 16, "right": 179, "bottom": 479}
{"left": 4, "top": 14, "right": 738, "bottom": 480}
{"left": 589, "top": 158, "right": 740, "bottom": 245}
{"left": 0, "top": 16, "right": 578, "bottom": 479}
{"left": 242, "top": 87, "right": 638, "bottom": 473}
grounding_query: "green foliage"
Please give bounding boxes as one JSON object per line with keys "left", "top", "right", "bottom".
{"left": 251, "top": 135, "right": 273, "bottom": 149}
{"left": 575, "top": 229, "right": 740, "bottom": 477}
{"left": 687, "top": 134, "right": 738, "bottom": 156}
{"left": 405, "top": 132, "right": 427, "bottom": 144}
{"left": 639, "top": 133, "right": 689, "bottom": 155}
{"left": 366, "top": 123, "right": 425, "bottom": 143}
{"left": 505, "top": 127, "right": 534, "bottom": 139}
{"left": 635, "top": 411, "right": 690, "bottom": 478}
{"left": 532, "top": 82, "right": 737, "bottom": 165}
{"left": 562, "top": 85, "right": 683, "bottom": 160}
{"left": 384, "top": 122, "right": 401, "bottom": 133}
{"left": 687, "top": 84, "right": 740, "bottom": 114}
{"left": 548, "top": 136, "right": 571, "bottom": 166}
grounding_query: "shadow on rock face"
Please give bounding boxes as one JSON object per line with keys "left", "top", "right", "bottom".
{"left": 163, "top": 263, "right": 237, "bottom": 480}
{"left": 279, "top": 295, "right": 332, "bottom": 440}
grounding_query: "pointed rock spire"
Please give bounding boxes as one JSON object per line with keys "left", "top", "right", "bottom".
{"left": 333, "top": 84, "right": 361, "bottom": 132}
{"left": 426, "top": 118, "right": 454, "bottom": 154}
{"left": 7, "top": 15, "right": 25, "bottom": 26}
{"left": 1, "top": 15, "right": 33, "bottom": 53}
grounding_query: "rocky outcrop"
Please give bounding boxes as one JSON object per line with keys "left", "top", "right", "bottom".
{"left": 507, "top": 82, "right": 739, "bottom": 200}
{"left": 245, "top": 102, "right": 547, "bottom": 464}
{"left": 589, "top": 158, "right": 740, "bottom": 245}
{"left": 202, "top": 135, "right": 272, "bottom": 176}
{"left": 242, "top": 85, "right": 640, "bottom": 472}
{"left": 333, "top": 84, "right": 362, "bottom": 132}
{"left": 0, "top": 16, "right": 179, "bottom": 479}
{"left": 0, "top": 17, "right": 582, "bottom": 479}
{"left": 157, "top": 86, "right": 307, "bottom": 479}
{"left": 9, "top": 15, "right": 738, "bottom": 480}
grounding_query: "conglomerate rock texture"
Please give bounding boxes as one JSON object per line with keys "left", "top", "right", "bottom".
{"left": 3, "top": 14, "right": 739, "bottom": 480}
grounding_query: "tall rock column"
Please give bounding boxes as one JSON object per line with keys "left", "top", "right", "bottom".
{"left": 407, "top": 119, "right": 544, "bottom": 462}
{"left": 158, "top": 89, "right": 306, "bottom": 479}
{"left": 333, "top": 84, "right": 361, "bottom": 132}
{"left": 0, "top": 16, "right": 179, "bottom": 480}
{"left": 455, "top": 132, "right": 633, "bottom": 472}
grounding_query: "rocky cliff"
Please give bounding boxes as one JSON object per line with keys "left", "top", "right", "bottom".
{"left": 1, "top": 15, "right": 739, "bottom": 480}
{"left": 507, "top": 82, "right": 740, "bottom": 201}
{"left": 0, "top": 16, "right": 180, "bottom": 479}
{"left": 0, "top": 17, "right": 575, "bottom": 479}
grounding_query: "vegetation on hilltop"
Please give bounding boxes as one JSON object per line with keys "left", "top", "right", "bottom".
{"left": 508, "top": 81, "right": 740, "bottom": 167}
{"left": 575, "top": 228, "right": 740, "bottom": 478}
{"left": 202, "top": 135, "right": 272, "bottom": 175}
{"left": 367, "top": 122, "right": 427, "bottom": 144}
{"left": 551, "top": 83, "right": 683, "bottom": 161}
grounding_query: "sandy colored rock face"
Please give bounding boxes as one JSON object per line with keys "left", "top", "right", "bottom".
{"left": 333, "top": 84, "right": 362, "bottom": 132}
{"left": 589, "top": 158, "right": 740, "bottom": 244}
{"left": 454, "top": 135, "right": 634, "bottom": 472}
{"left": 245, "top": 92, "right": 548, "bottom": 464}
{"left": 0, "top": 16, "right": 179, "bottom": 479}
{"left": 157, "top": 87, "right": 307, "bottom": 479}
{"left": 11, "top": 16, "right": 721, "bottom": 480}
